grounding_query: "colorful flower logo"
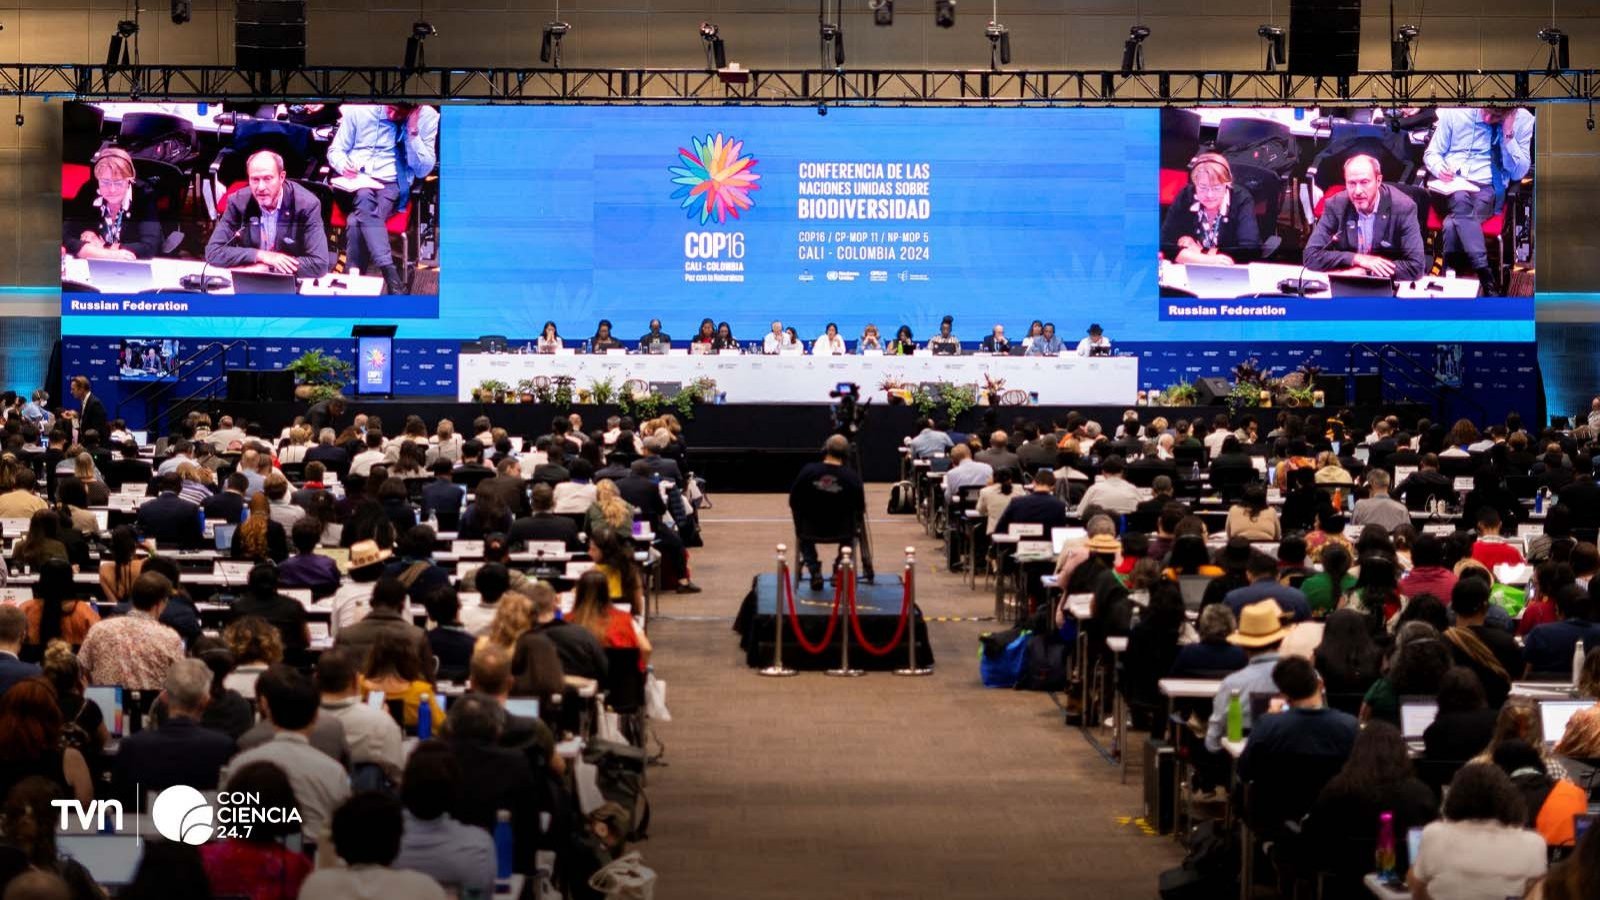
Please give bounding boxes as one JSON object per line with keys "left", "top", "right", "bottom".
{"left": 365, "top": 348, "right": 386, "bottom": 368}
{"left": 669, "top": 133, "right": 760, "bottom": 225}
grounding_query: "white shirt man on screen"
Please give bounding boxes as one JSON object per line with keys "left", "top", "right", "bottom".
{"left": 1075, "top": 324, "right": 1111, "bottom": 357}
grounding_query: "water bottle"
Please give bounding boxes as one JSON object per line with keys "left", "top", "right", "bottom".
{"left": 1226, "top": 689, "right": 1243, "bottom": 742}
{"left": 417, "top": 692, "right": 433, "bottom": 739}
{"left": 494, "top": 809, "right": 514, "bottom": 879}
{"left": 1190, "top": 461, "right": 1201, "bottom": 482}
{"left": 1535, "top": 487, "right": 1548, "bottom": 514}
{"left": 1574, "top": 640, "right": 1587, "bottom": 689}
{"left": 1375, "top": 811, "right": 1397, "bottom": 878}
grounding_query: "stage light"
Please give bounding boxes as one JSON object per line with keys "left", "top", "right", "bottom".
{"left": 1539, "top": 26, "right": 1569, "bottom": 74}
{"left": 699, "top": 22, "right": 727, "bottom": 70}
{"left": 985, "top": 21, "right": 1010, "bottom": 69}
{"left": 540, "top": 21, "right": 570, "bottom": 67}
{"left": 1122, "top": 25, "right": 1151, "bottom": 76}
{"left": 871, "top": 0, "right": 893, "bottom": 27}
{"left": 1258, "top": 24, "right": 1286, "bottom": 72}
{"left": 820, "top": 22, "right": 844, "bottom": 67}
{"left": 935, "top": 0, "right": 956, "bottom": 29}
{"left": 1390, "top": 23, "right": 1418, "bottom": 72}
{"left": 171, "top": 0, "right": 191, "bottom": 26}
{"left": 404, "top": 21, "right": 436, "bottom": 71}
{"left": 106, "top": 19, "right": 139, "bottom": 69}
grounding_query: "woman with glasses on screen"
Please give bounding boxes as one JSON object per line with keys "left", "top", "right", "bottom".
{"left": 1159, "top": 151, "right": 1260, "bottom": 267}
{"left": 61, "top": 147, "right": 163, "bottom": 261}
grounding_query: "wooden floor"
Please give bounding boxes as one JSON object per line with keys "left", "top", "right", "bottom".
{"left": 640, "top": 489, "right": 1182, "bottom": 899}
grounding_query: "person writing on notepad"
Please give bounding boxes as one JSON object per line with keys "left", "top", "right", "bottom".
{"left": 205, "top": 150, "right": 330, "bottom": 279}
{"left": 1424, "top": 106, "right": 1535, "bottom": 297}
{"left": 328, "top": 103, "right": 440, "bottom": 295}
{"left": 1302, "top": 154, "right": 1426, "bottom": 284}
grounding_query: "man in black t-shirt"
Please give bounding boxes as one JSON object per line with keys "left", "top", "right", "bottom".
{"left": 788, "top": 435, "right": 866, "bottom": 591}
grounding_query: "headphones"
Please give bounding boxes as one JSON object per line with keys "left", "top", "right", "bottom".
{"left": 89, "top": 146, "right": 135, "bottom": 172}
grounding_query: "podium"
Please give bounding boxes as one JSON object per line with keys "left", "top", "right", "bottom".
{"left": 352, "top": 325, "right": 397, "bottom": 398}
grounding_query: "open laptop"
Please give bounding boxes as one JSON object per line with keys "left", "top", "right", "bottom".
{"left": 86, "top": 258, "right": 157, "bottom": 293}
{"left": 1183, "top": 264, "right": 1254, "bottom": 297}
{"left": 56, "top": 836, "right": 141, "bottom": 886}
{"left": 84, "top": 685, "right": 125, "bottom": 738}
{"left": 230, "top": 270, "right": 300, "bottom": 295}
{"left": 212, "top": 522, "right": 238, "bottom": 552}
{"left": 1328, "top": 272, "right": 1397, "bottom": 299}
{"left": 1176, "top": 575, "right": 1209, "bottom": 612}
{"left": 1540, "top": 699, "right": 1590, "bottom": 749}
{"left": 1399, "top": 698, "right": 1438, "bottom": 751}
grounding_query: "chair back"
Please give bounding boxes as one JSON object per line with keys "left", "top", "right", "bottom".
{"left": 1160, "top": 107, "right": 1203, "bottom": 169}
{"left": 603, "top": 647, "right": 646, "bottom": 715}
{"left": 63, "top": 103, "right": 106, "bottom": 165}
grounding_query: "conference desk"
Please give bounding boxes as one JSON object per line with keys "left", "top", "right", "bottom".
{"left": 457, "top": 352, "right": 1139, "bottom": 405}
{"left": 62, "top": 257, "right": 384, "bottom": 296}
{"left": 1160, "top": 260, "right": 1481, "bottom": 300}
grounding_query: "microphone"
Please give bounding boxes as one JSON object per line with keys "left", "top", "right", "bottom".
{"left": 181, "top": 216, "right": 257, "bottom": 292}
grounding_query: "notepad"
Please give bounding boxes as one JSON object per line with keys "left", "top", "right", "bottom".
{"left": 331, "top": 173, "right": 385, "bottom": 192}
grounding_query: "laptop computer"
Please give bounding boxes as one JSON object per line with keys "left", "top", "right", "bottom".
{"left": 212, "top": 522, "right": 238, "bottom": 551}
{"left": 1540, "top": 699, "right": 1590, "bottom": 749}
{"left": 1399, "top": 698, "right": 1438, "bottom": 750}
{"left": 56, "top": 836, "right": 141, "bottom": 885}
{"left": 1328, "top": 272, "right": 1396, "bottom": 299}
{"left": 231, "top": 270, "right": 300, "bottom": 295}
{"left": 86, "top": 259, "right": 156, "bottom": 294}
{"left": 84, "top": 685, "right": 124, "bottom": 738}
{"left": 931, "top": 343, "right": 959, "bottom": 356}
{"left": 1183, "top": 264, "right": 1254, "bottom": 297}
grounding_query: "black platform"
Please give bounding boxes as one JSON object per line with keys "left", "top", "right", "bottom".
{"left": 217, "top": 398, "right": 1425, "bottom": 488}
{"left": 733, "top": 573, "right": 933, "bottom": 671}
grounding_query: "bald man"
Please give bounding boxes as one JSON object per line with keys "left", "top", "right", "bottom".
{"left": 1302, "top": 154, "right": 1426, "bottom": 283}
{"left": 205, "top": 149, "right": 330, "bottom": 278}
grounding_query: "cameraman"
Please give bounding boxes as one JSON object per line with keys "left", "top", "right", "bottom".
{"left": 788, "top": 435, "right": 866, "bottom": 592}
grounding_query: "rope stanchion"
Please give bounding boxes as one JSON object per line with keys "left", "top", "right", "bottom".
{"left": 825, "top": 549, "right": 865, "bottom": 677}
{"left": 894, "top": 546, "right": 933, "bottom": 676}
{"left": 847, "top": 559, "right": 912, "bottom": 657}
{"left": 783, "top": 552, "right": 842, "bottom": 657}
{"left": 760, "top": 543, "right": 799, "bottom": 677}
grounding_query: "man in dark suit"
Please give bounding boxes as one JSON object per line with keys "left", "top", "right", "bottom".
{"left": 304, "top": 431, "right": 350, "bottom": 479}
{"left": 136, "top": 473, "right": 204, "bottom": 549}
{"left": 203, "top": 472, "right": 250, "bottom": 524}
{"left": 420, "top": 460, "right": 466, "bottom": 530}
{"left": 451, "top": 440, "right": 496, "bottom": 490}
{"left": 636, "top": 434, "right": 683, "bottom": 484}
{"left": 1557, "top": 459, "right": 1600, "bottom": 529}
{"left": 204, "top": 150, "right": 330, "bottom": 278}
{"left": 1395, "top": 453, "right": 1456, "bottom": 511}
{"left": 993, "top": 470, "right": 1070, "bottom": 535}
{"left": 1303, "top": 155, "right": 1426, "bottom": 283}
{"left": 475, "top": 457, "right": 529, "bottom": 518}
{"left": 974, "top": 430, "right": 1021, "bottom": 480}
{"left": 306, "top": 396, "right": 346, "bottom": 435}
{"left": 527, "top": 437, "right": 571, "bottom": 488}
{"left": 0, "top": 608, "right": 40, "bottom": 697}
{"left": 617, "top": 460, "right": 699, "bottom": 593}
{"left": 103, "top": 442, "right": 154, "bottom": 491}
{"left": 67, "top": 375, "right": 108, "bottom": 440}
{"left": 509, "top": 484, "right": 580, "bottom": 550}
{"left": 114, "top": 658, "right": 235, "bottom": 794}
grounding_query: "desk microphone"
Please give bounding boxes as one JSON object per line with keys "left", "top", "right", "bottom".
{"left": 180, "top": 216, "right": 257, "bottom": 293}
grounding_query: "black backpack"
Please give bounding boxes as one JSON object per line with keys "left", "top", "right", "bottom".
{"left": 1221, "top": 133, "right": 1298, "bottom": 180}
{"left": 886, "top": 480, "right": 915, "bottom": 515}
{"left": 1015, "top": 634, "right": 1068, "bottom": 692}
{"left": 1158, "top": 819, "right": 1239, "bottom": 900}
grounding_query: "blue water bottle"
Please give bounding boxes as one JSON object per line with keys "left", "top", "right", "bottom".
{"left": 494, "top": 809, "right": 514, "bottom": 878}
{"left": 1535, "top": 488, "right": 1545, "bottom": 514}
{"left": 416, "top": 692, "right": 433, "bottom": 739}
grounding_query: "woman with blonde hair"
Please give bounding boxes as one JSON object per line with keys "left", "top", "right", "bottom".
{"left": 62, "top": 145, "right": 162, "bottom": 260}
{"left": 586, "top": 479, "right": 637, "bottom": 534}
{"left": 1159, "top": 151, "right": 1260, "bottom": 266}
{"left": 60, "top": 453, "right": 109, "bottom": 507}
{"left": 277, "top": 425, "right": 313, "bottom": 465}
{"left": 475, "top": 590, "right": 535, "bottom": 652}
{"left": 174, "top": 462, "right": 213, "bottom": 506}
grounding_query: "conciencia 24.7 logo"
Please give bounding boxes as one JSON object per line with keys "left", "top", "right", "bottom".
{"left": 54, "top": 786, "right": 305, "bottom": 845}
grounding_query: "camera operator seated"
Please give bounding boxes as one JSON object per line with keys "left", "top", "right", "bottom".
{"left": 787, "top": 434, "right": 866, "bottom": 592}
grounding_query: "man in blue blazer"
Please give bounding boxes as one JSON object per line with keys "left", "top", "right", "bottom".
{"left": 0, "top": 607, "right": 41, "bottom": 696}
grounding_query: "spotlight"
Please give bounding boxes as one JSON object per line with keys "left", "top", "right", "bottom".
{"left": 820, "top": 22, "right": 844, "bottom": 67}
{"left": 871, "top": 0, "right": 894, "bottom": 27}
{"left": 935, "top": 0, "right": 956, "bottom": 29}
{"left": 817, "top": 102, "right": 828, "bottom": 117}
{"left": 13, "top": 114, "right": 22, "bottom": 128}
{"left": 540, "top": 21, "right": 570, "bottom": 67}
{"left": 404, "top": 21, "right": 436, "bottom": 70}
{"left": 985, "top": 21, "right": 1010, "bottom": 69}
{"left": 1391, "top": 24, "right": 1418, "bottom": 72}
{"left": 1258, "top": 24, "right": 1286, "bottom": 72}
{"left": 1122, "top": 25, "right": 1151, "bottom": 76}
{"left": 700, "top": 22, "right": 727, "bottom": 70}
{"left": 1539, "top": 26, "right": 1569, "bottom": 74}
{"left": 170, "top": 0, "right": 191, "bottom": 26}
{"left": 106, "top": 19, "right": 139, "bottom": 69}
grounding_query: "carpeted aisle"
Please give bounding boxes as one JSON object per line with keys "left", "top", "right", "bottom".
{"left": 640, "top": 490, "right": 1182, "bottom": 899}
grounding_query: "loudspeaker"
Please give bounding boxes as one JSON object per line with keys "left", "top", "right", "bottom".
{"left": 1316, "top": 374, "right": 1346, "bottom": 406}
{"left": 1194, "top": 376, "right": 1233, "bottom": 406}
{"left": 225, "top": 369, "right": 258, "bottom": 403}
{"left": 1354, "top": 373, "right": 1383, "bottom": 406}
{"left": 1289, "top": 0, "right": 1361, "bottom": 77}
{"left": 235, "top": 1, "right": 306, "bottom": 72}
{"left": 256, "top": 369, "right": 295, "bottom": 403}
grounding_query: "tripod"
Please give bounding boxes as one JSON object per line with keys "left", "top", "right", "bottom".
{"left": 844, "top": 437, "right": 876, "bottom": 582}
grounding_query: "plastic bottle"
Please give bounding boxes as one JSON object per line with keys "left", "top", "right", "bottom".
{"left": 1575, "top": 640, "right": 1587, "bottom": 689}
{"left": 416, "top": 692, "right": 433, "bottom": 740}
{"left": 494, "top": 809, "right": 514, "bottom": 879}
{"left": 1226, "top": 689, "right": 1243, "bottom": 742}
{"left": 1535, "top": 487, "right": 1546, "bottom": 514}
{"left": 1375, "top": 811, "right": 1397, "bottom": 878}
{"left": 1190, "top": 461, "right": 1201, "bottom": 482}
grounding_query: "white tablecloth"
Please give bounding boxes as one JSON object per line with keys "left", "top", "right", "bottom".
{"left": 457, "top": 352, "right": 1138, "bottom": 405}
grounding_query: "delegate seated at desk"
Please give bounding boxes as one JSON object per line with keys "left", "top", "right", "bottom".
{"left": 203, "top": 150, "right": 331, "bottom": 279}
{"left": 327, "top": 103, "right": 439, "bottom": 295}
{"left": 61, "top": 147, "right": 163, "bottom": 261}
{"left": 1158, "top": 152, "right": 1260, "bottom": 266}
{"left": 1301, "top": 154, "right": 1426, "bottom": 283}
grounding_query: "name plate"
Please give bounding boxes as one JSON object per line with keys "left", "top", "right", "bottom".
{"left": 453, "top": 540, "right": 485, "bottom": 558}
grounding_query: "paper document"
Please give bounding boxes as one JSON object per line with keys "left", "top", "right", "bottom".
{"left": 330, "top": 173, "right": 385, "bottom": 192}
{"left": 1428, "top": 178, "right": 1478, "bottom": 195}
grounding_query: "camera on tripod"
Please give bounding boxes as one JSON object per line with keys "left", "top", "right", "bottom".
{"left": 829, "top": 382, "right": 865, "bottom": 439}
{"left": 829, "top": 382, "right": 859, "bottom": 400}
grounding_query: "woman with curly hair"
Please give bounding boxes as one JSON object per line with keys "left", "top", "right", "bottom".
{"left": 1409, "top": 763, "right": 1545, "bottom": 899}
{"left": 585, "top": 479, "right": 636, "bottom": 535}
{"left": 221, "top": 615, "right": 283, "bottom": 700}
{"left": 231, "top": 492, "right": 288, "bottom": 563}
{"left": 474, "top": 589, "right": 534, "bottom": 653}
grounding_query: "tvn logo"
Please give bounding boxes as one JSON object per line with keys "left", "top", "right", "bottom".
{"left": 52, "top": 799, "right": 122, "bottom": 832}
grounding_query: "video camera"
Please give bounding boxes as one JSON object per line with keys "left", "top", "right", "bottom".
{"left": 829, "top": 382, "right": 866, "bottom": 440}
{"left": 828, "top": 382, "right": 859, "bottom": 400}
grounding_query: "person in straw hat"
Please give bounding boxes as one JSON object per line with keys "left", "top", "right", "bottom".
{"left": 1205, "top": 599, "right": 1292, "bottom": 753}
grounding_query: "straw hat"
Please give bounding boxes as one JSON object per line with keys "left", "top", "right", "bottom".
{"left": 349, "top": 539, "right": 393, "bottom": 571}
{"left": 1085, "top": 534, "right": 1122, "bottom": 555}
{"left": 1227, "top": 599, "right": 1291, "bottom": 648}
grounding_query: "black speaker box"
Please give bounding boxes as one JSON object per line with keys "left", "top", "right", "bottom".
{"left": 1316, "top": 374, "right": 1346, "bottom": 406}
{"left": 225, "top": 369, "right": 257, "bottom": 403}
{"left": 1194, "top": 376, "right": 1233, "bottom": 406}
{"left": 256, "top": 369, "right": 295, "bottom": 403}
{"left": 1354, "top": 373, "right": 1383, "bottom": 406}
{"left": 236, "top": 1, "right": 306, "bottom": 71}
{"left": 1290, "top": 0, "right": 1361, "bottom": 77}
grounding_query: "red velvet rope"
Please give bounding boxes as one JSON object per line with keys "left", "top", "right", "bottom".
{"left": 781, "top": 562, "right": 842, "bottom": 655}
{"left": 847, "top": 565, "right": 914, "bottom": 656}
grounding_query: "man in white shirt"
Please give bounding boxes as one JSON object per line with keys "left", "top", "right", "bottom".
{"left": 221, "top": 664, "right": 350, "bottom": 841}
{"left": 942, "top": 444, "right": 993, "bottom": 504}
{"left": 1203, "top": 414, "right": 1233, "bottom": 458}
{"left": 316, "top": 647, "right": 404, "bottom": 783}
{"left": 762, "top": 320, "right": 786, "bottom": 354}
{"left": 348, "top": 432, "right": 387, "bottom": 478}
{"left": 1351, "top": 469, "right": 1411, "bottom": 533}
{"left": 263, "top": 472, "right": 306, "bottom": 529}
{"left": 1076, "top": 455, "right": 1142, "bottom": 514}
{"left": 156, "top": 439, "right": 198, "bottom": 476}
{"left": 207, "top": 415, "right": 246, "bottom": 450}
{"left": 1075, "top": 323, "right": 1111, "bottom": 356}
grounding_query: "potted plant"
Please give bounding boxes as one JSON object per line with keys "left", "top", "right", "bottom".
{"left": 587, "top": 377, "right": 616, "bottom": 406}
{"left": 941, "top": 381, "right": 978, "bottom": 421}
{"left": 515, "top": 379, "right": 538, "bottom": 404}
{"left": 878, "top": 375, "right": 911, "bottom": 406}
{"left": 552, "top": 376, "right": 575, "bottom": 409}
{"left": 1161, "top": 380, "right": 1199, "bottom": 406}
{"left": 285, "top": 350, "right": 352, "bottom": 401}
{"left": 475, "top": 379, "right": 510, "bottom": 403}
